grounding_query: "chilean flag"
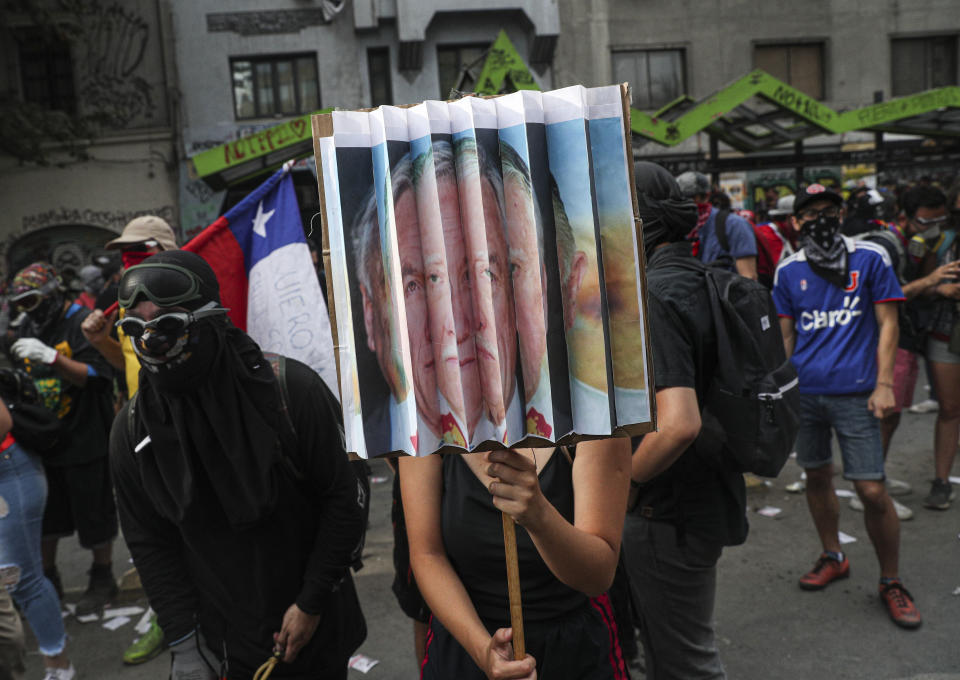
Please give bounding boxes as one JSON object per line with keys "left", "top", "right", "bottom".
{"left": 184, "top": 164, "right": 338, "bottom": 396}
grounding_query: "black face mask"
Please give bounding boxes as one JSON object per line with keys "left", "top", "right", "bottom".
{"left": 135, "top": 319, "right": 220, "bottom": 393}
{"left": 26, "top": 293, "right": 65, "bottom": 341}
{"left": 801, "top": 215, "right": 842, "bottom": 251}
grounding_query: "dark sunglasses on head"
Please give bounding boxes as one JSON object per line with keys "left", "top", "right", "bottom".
{"left": 10, "top": 280, "right": 59, "bottom": 313}
{"left": 797, "top": 206, "right": 840, "bottom": 221}
{"left": 119, "top": 263, "right": 204, "bottom": 308}
{"left": 116, "top": 305, "right": 228, "bottom": 339}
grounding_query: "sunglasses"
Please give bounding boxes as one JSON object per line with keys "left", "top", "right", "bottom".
{"left": 797, "top": 206, "right": 840, "bottom": 221}
{"left": 119, "top": 263, "right": 204, "bottom": 308}
{"left": 121, "top": 239, "right": 159, "bottom": 253}
{"left": 10, "top": 280, "right": 59, "bottom": 313}
{"left": 912, "top": 215, "right": 948, "bottom": 227}
{"left": 116, "top": 305, "right": 228, "bottom": 339}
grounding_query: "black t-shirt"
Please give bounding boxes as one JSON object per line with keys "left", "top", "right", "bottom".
{"left": 442, "top": 451, "right": 586, "bottom": 625}
{"left": 633, "top": 243, "right": 748, "bottom": 546}
{"left": 18, "top": 303, "right": 114, "bottom": 467}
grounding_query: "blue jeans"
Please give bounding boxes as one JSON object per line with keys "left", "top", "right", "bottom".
{"left": 0, "top": 443, "right": 67, "bottom": 656}
{"left": 794, "top": 393, "right": 885, "bottom": 480}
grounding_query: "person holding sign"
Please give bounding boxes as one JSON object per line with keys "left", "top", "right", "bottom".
{"left": 400, "top": 439, "right": 631, "bottom": 679}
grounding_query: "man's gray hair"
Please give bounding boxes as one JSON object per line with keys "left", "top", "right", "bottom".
{"left": 351, "top": 152, "right": 415, "bottom": 302}
{"left": 498, "top": 140, "right": 546, "bottom": 266}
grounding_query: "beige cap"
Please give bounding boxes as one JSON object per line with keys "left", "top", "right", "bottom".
{"left": 105, "top": 215, "right": 178, "bottom": 251}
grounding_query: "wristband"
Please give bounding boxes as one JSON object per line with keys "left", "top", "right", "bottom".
{"left": 877, "top": 381, "right": 894, "bottom": 388}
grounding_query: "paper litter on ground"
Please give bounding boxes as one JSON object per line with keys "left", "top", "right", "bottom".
{"left": 952, "top": 586, "right": 960, "bottom": 596}
{"left": 369, "top": 476, "right": 389, "bottom": 484}
{"left": 64, "top": 604, "right": 76, "bottom": 615}
{"left": 756, "top": 506, "right": 782, "bottom": 518}
{"left": 102, "top": 616, "right": 131, "bottom": 631}
{"left": 76, "top": 613, "right": 99, "bottom": 623}
{"left": 834, "top": 489, "right": 855, "bottom": 498}
{"left": 348, "top": 654, "right": 379, "bottom": 673}
{"left": 134, "top": 609, "right": 153, "bottom": 634}
{"left": 838, "top": 531, "right": 857, "bottom": 544}
{"left": 949, "top": 476, "right": 960, "bottom": 485}
{"left": 103, "top": 606, "right": 145, "bottom": 619}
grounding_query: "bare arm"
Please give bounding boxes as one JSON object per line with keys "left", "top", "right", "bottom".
{"left": 901, "top": 260, "right": 960, "bottom": 299}
{"left": 52, "top": 353, "right": 93, "bottom": 387}
{"left": 0, "top": 401, "right": 12, "bottom": 438}
{"left": 868, "top": 302, "right": 899, "bottom": 418}
{"left": 488, "top": 438, "right": 630, "bottom": 597}
{"left": 81, "top": 309, "right": 124, "bottom": 371}
{"left": 735, "top": 256, "right": 758, "bottom": 281}
{"left": 631, "top": 387, "right": 701, "bottom": 484}
{"left": 400, "top": 455, "right": 536, "bottom": 679}
{"left": 780, "top": 317, "right": 796, "bottom": 358}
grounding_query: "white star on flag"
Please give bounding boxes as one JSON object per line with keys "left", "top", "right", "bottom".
{"left": 252, "top": 200, "right": 275, "bottom": 238}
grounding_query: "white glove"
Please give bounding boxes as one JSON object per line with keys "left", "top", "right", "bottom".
{"left": 11, "top": 338, "right": 58, "bottom": 365}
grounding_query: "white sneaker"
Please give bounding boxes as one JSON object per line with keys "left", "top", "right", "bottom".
{"left": 850, "top": 495, "right": 913, "bottom": 520}
{"left": 887, "top": 478, "right": 912, "bottom": 496}
{"left": 908, "top": 399, "right": 939, "bottom": 414}
{"left": 43, "top": 665, "right": 76, "bottom": 680}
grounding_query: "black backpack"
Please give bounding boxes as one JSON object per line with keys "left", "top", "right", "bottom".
{"left": 127, "top": 353, "right": 369, "bottom": 570}
{"left": 672, "top": 258, "right": 800, "bottom": 477}
{"left": 0, "top": 368, "right": 64, "bottom": 454}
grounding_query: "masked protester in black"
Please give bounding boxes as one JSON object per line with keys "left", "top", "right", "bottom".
{"left": 109, "top": 251, "right": 366, "bottom": 680}
{"left": 623, "top": 162, "right": 748, "bottom": 680}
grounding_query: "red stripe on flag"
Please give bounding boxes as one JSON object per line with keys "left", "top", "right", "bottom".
{"left": 184, "top": 216, "right": 249, "bottom": 331}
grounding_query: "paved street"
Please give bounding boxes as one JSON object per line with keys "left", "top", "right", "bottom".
{"left": 21, "top": 396, "right": 960, "bottom": 680}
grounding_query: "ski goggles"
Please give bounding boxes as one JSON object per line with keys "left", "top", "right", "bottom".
{"left": 116, "top": 303, "right": 228, "bottom": 339}
{"left": 10, "top": 280, "right": 59, "bottom": 313}
{"left": 118, "top": 263, "right": 205, "bottom": 309}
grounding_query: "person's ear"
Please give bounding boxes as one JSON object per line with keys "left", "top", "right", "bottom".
{"left": 791, "top": 216, "right": 803, "bottom": 233}
{"left": 361, "top": 285, "right": 377, "bottom": 353}
{"left": 563, "top": 251, "right": 587, "bottom": 331}
{"left": 896, "top": 211, "right": 910, "bottom": 233}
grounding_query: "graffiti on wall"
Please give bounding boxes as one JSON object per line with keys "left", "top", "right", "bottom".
{"left": 61, "top": 0, "right": 155, "bottom": 128}
{"left": 20, "top": 206, "right": 175, "bottom": 235}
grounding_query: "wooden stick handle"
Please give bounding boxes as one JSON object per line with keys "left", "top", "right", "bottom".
{"left": 501, "top": 511, "right": 525, "bottom": 660}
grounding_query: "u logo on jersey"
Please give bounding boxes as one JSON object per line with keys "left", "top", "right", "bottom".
{"left": 844, "top": 270, "right": 860, "bottom": 292}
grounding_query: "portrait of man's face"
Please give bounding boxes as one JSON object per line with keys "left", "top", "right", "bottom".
{"left": 503, "top": 171, "right": 547, "bottom": 403}
{"left": 393, "top": 187, "right": 441, "bottom": 437}
{"left": 433, "top": 176, "right": 485, "bottom": 434}
{"left": 458, "top": 165, "right": 517, "bottom": 427}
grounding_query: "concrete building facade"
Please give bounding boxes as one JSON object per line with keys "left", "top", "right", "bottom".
{"left": 0, "top": 0, "right": 178, "bottom": 281}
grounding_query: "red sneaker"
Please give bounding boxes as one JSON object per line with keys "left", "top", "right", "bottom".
{"left": 798, "top": 553, "right": 850, "bottom": 590}
{"left": 879, "top": 580, "right": 922, "bottom": 629}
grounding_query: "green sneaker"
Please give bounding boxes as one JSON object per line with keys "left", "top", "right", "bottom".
{"left": 123, "top": 615, "right": 166, "bottom": 665}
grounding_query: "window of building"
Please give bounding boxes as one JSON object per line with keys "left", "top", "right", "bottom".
{"left": 368, "top": 47, "right": 393, "bottom": 107}
{"left": 891, "top": 36, "right": 957, "bottom": 96}
{"left": 754, "top": 43, "right": 824, "bottom": 100}
{"left": 437, "top": 43, "right": 488, "bottom": 99}
{"left": 611, "top": 49, "right": 686, "bottom": 110}
{"left": 18, "top": 29, "right": 76, "bottom": 114}
{"left": 231, "top": 53, "right": 319, "bottom": 120}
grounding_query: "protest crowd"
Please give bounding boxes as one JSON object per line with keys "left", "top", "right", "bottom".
{"left": 1, "top": 156, "right": 959, "bottom": 680}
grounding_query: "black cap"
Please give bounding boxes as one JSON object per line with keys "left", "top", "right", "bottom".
{"left": 794, "top": 183, "right": 843, "bottom": 214}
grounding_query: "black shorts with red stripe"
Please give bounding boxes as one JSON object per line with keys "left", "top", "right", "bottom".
{"left": 420, "top": 593, "right": 628, "bottom": 680}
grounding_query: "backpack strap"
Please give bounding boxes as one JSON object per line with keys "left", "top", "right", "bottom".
{"left": 715, "top": 209, "right": 731, "bottom": 253}
{"left": 127, "top": 390, "right": 140, "bottom": 447}
{"left": 261, "top": 351, "right": 304, "bottom": 484}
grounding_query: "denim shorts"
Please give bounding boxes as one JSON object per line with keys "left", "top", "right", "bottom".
{"left": 794, "top": 393, "right": 884, "bottom": 480}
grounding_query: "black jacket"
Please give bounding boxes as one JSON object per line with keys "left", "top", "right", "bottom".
{"left": 110, "top": 359, "right": 366, "bottom": 678}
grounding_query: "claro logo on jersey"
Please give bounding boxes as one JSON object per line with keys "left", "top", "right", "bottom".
{"left": 800, "top": 294, "right": 863, "bottom": 331}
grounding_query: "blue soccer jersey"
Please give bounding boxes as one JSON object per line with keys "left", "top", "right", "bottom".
{"left": 773, "top": 237, "right": 904, "bottom": 395}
